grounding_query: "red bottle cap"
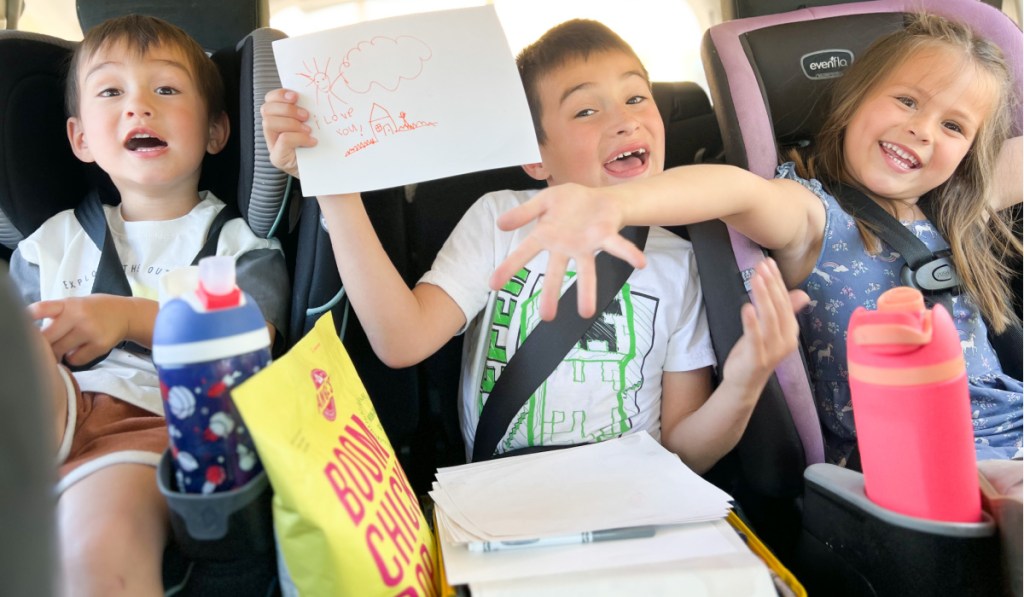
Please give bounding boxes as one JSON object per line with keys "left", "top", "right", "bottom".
{"left": 195, "top": 256, "right": 241, "bottom": 310}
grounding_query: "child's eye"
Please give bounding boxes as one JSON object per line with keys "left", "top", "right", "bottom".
{"left": 943, "top": 121, "right": 964, "bottom": 134}
{"left": 98, "top": 88, "right": 122, "bottom": 98}
{"left": 626, "top": 95, "right": 647, "bottom": 105}
{"left": 896, "top": 96, "right": 916, "bottom": 108}
{"left": 574, "top": 108, "right": 596, "bottom": 118}
{"left": 155, "top": 87, "right": 180, "bottom": 96}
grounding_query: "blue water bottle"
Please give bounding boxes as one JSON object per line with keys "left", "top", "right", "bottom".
{"left": 153, "top": 256, "right": 270, "bottom": 494}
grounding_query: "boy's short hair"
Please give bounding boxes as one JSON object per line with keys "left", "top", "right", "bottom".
{"left": 65, "top": 14, "right": 226, "bottom": 122}
{"left": 516, "top": 19, "right": 649, "bottom": 145}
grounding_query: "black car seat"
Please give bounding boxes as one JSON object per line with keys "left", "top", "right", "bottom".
{"left": 0, "top": 0, "right": 290, "bottom": 264}
{"left": 702, "top": 0, "right": 1021, "bottom": 593}
{"left": 0, "top": 1, "right": 291, "bottom": 594}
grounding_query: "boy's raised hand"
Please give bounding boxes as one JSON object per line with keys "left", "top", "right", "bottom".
{"left": 260, "top": 89, "right": 318, "bottom": 179}
{"left": 488, "top": 182, "right": 646, "bottom": 321}
{"left": 721, "top": 259, "right": 809, "bottom": 394}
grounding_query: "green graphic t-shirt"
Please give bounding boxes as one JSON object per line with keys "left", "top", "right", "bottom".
{"left": 419, "top": 189, "right": 715, "bottom": 458}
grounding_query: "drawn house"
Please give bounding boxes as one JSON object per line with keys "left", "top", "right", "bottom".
{"left": 368, "top": 103, "right": 397, "bottom": 137}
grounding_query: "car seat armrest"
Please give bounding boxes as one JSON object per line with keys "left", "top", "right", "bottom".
{"left": 804, "top": 463, "right": 996, "bottom": 537}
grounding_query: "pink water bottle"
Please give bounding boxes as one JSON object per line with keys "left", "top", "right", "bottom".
{"left": 847, "top": 287, "right": 981, "bottom": 523}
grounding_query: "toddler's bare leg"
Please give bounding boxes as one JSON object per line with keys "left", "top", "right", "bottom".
{"left": 57, "top": 464, "right": 168, "bottom": 597}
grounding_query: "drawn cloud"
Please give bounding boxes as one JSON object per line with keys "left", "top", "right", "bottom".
{"left": 342, "top": 35, "right": 432, "bottom": 94}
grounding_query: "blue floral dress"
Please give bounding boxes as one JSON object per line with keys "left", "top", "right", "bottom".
{"left": 777, "top": 163, "right": 1023, "bottom": 464}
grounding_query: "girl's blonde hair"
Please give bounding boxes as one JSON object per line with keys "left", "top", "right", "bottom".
{"left": 793, "top": 12, "right": 1021, "bottom": 333}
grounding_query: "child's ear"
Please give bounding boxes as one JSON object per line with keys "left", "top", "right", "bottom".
{"left": 522, "top": 162, "right": 550, "bottom": 182}
{"left": 206, "top": 111, "right": 230, "bottom": 155}
{"left": 66, "top": 117, "right": 95, "bottom": 163}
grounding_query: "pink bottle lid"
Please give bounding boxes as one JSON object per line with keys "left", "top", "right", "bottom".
{"left": 849, "top": 287, "right": 964, "bottom": 386}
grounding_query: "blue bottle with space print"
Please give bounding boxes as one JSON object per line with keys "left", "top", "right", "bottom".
{"left": 152, "top": 256, "right": 271, "bottom": 494}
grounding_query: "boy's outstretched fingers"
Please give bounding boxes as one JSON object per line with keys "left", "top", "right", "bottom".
{"left": 495, "top": 196, "right": 545, "bottom": 232}
{"left": 490, "top": 236, "right": 542, "bottom": 291}
{"left": 489, "top": 182, "right": 645, "bottom": 318}
{"left": 758, "top": 260, "right": 809, "bottom": 365}
{"left": 541, "top": 252, "right": 572, "bottom": 321}
{"left": 726, "top": 259, "right": 808, "bottom": 386}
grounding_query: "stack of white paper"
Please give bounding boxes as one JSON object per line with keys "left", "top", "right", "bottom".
{"left": 430, "top": 433, "right": 773, "bottom": 594}
{"left": 431, "top": 432, "right": 732, "bottom": 544}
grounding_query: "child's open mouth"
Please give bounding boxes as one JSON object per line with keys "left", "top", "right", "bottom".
{"left": 124, "top": 132, "right": 168, "bottom": 152}
{"left": 604, "top": 148, "right": 648, "bottom": 175}
{"left": 879, "top": 142, "right": 920, "bottom": 170}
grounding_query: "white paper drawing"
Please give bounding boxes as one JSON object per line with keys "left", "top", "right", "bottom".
{"left": 272, "top": 6, "right": 541, "bottom": 195}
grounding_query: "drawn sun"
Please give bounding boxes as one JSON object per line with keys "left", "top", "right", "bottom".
{"left": 297, "top": 57, "right": 348, "bottom": 115}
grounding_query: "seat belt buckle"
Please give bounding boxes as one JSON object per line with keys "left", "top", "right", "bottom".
{"left": 899, "top": 253, "right": 961, "bottom": 293}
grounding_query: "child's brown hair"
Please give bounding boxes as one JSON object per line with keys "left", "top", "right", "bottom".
{"left": 516, "top": 19, "right": 649, "bottom": 144}
{"left": 65, "top": 14, "right": 226, "bottom": 122}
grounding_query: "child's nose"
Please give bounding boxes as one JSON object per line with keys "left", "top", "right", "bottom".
{"left": 906, "top": 113, "right": 933, "bottom": 143}
{"left": 613, "top": 110, "right": 640, "bottom": 135}
{"left": 125, "top": 97, "right": 154, "bottom": 118}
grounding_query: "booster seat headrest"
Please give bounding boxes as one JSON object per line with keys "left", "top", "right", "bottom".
{"left": 704, "top": 0, "right": 1023, "bottom": 176}
{"left": 721, "top": 0, "right": 1006, "bottom": 20}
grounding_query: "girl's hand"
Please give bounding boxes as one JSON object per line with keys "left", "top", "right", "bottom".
{"left": 721, "top": 258, "right": 809, "bottom": 394}
{"left": 260, "top": 88, "right": 318, "bottom": 179}
{"left": 489, "top": 182, "right": 646, "bottom": 320}
{"left": 28, "top": 295, "right": 134, "bottom": 367}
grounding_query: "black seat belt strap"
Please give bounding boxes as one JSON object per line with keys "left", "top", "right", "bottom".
{"left": 75, "top": 189, "right": 133, "bottom": 299}
{"left": 837, "top": 184, "right": 958, "bottom": 315}
{"left": 69, "top": 192, "right": 238, "bottom": 370}
{"left": 472, "top": 225, "right": 650, "bottom": 462}
{"left": 194, "top": 204, "right": 239, "bottom": 262}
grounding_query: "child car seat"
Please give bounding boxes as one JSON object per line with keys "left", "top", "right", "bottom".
{"left": 0, "top": 0, "right": 291, "bottom": 263}
{"left": 0, "top": 1, "right": 292, "bottom": 594}
{"left": 702, "top": 0, "right": 1022, "bottom": 593}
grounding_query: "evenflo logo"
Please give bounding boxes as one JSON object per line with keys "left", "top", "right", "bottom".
{"left": 801, "top": 49, "right": 854, "bottom": 80}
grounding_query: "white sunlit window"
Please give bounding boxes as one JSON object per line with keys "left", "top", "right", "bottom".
{"left": 269, "top": 0, "right": 708, "bottom": 87}
{"left": 14, "top": 0, "right": 710, "bottom": 88}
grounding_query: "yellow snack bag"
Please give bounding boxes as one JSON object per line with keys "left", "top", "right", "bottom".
{"left": 234, "top": 312, "right": 438, "bottom": 596}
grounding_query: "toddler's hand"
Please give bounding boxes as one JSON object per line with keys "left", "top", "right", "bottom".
{"left": 29, "top": 295, "right": 131, "bottom": 368}
{"left": 260, "top": 88, "right": 317, "bottom": 179}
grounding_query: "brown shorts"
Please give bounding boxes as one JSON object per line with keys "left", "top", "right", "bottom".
{"left": 56, "top": 369, "right": 168, "bottom": 494}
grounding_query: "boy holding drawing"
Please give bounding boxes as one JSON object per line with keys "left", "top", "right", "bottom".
{"left": 262, "top": 19, "right": 807, "bottom": 472}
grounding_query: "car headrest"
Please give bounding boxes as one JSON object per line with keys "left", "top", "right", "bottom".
{"left": 77, "top": 0, "right": 269, "bottom": 54}
{"left": 0, "top": 26, "right": 289, "bottom": 255}
{"left": 0, "top": 32, "right": 85, "bottom": 253}
{"left": 703, "top": 0, "right": 1023, "bottom": 177}
{"left": 722, "top": 0, "right": 1006, "bottom": 20}
{"left": 652, "top": 80, "right": 724, "bottom": 167}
